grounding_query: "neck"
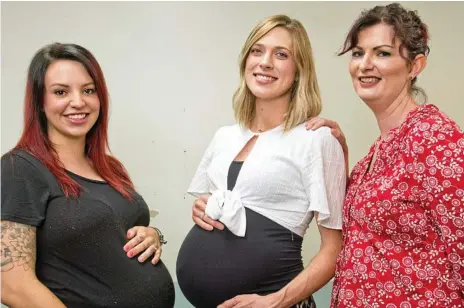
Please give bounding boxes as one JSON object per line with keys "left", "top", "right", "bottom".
{"left": 252, "top": 94, "right": 290, "bottom": 132}
{"left": 367, "top": 90, "right": 418, "bottom": 139}
{"left": 49, "top": 134, "right": 88, "bottom": 169}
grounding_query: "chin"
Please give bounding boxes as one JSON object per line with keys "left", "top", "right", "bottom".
{"left": 64, "top": 128, "right": 92, "bottom": 139}
{"left": 355, "top": 90, "right": 379, "bottom": 102}
{"left": 249, "top": 87, "right": 286, "bottom": 101}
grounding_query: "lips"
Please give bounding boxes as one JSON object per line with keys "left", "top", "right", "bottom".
{"left": 253, "top": 73, "right": 278, "bottom": 83}
{"left": 64, "top": 113, "right": 90, "bottom": 124}
{"left": 65, "top": 113, "right": 88, "bottom": 119}
{"left": 359, "top": 76, "right": 381, "bottom": 83}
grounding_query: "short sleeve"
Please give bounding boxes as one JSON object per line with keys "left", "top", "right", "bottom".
{"left": 1, "top": 152, "right": 51, "bottom": 227}
{"left": 187, "top": 128, "right": 222, "bottom": 198}
{"left": 302, "top": 128, "right": 346, "bottom": 230}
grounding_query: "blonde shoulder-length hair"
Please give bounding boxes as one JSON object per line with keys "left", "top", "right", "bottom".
{"left": 233, "top": 15, "right": 322, "bottom": 131}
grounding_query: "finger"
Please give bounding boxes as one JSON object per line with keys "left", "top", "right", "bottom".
{"left": 331, "top": 128, "right": 341, "bottom": 138}
{"left": 128, "top": 238, "right": 152, "bottom": 258}
{"left": 305, "top": 118, "right": 318, "bottom": 130}
{"left": 194, "top": 198, "right": 207, "bottom": 212}
{"left": 311, "top": 119, "right": 331, "bottom": 130}
{"left": 152, "top": 246, "right": 162, "bottom": 265}
{"left": 193, "top": 215, "right": 214, "bottom": 231}
{"left": 137, "top": 245, "right": 156, "bottom": 263}
{"left": 126, "top": 226, "right": 141, "bottom": 239}
{"left": 218, "top": 296, "right": 239, "bottom": 308}
{"left": 203, "top": 215, "right": 224, "bottom": 230}
{"left": 192, "top": 207, "right": 204, "bottom": 219}
{"left": 124, "top": 233, "right": 146, "bottom": 253}
{"left": 199, "top": 194, "right": 210, "bottom": 203}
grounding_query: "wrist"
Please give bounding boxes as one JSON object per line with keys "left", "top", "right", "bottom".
{"left": 150, "top": 227, "right": 167, "bottom": 245}
{"left": 267, "top": 290, "right": 286, "bottom": 308}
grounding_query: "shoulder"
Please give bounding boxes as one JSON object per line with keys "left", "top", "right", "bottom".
{"left": 214, "top": 124, "right": 242, "bottom": 137}
{"left": 289, "top": 124, "right": 341, "bottom": 150}
{"left": 287, "top": 124, "right": 344, "bottom": 164}
{"left": 405, "top": 104, "right": 464, "bottom": 151}
{"left": 209, "top": 124, "right": 243, "bottom": 144}
{"left": 1, "top": 149, "right": 47, "bottom": 179}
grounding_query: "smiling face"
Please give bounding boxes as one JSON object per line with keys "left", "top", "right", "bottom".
{"left": 244, "top": 26, "right": 297, "bottom": 102}
{"left": 349, "top": 23, "right": 413, "bottom": 106}
{"left": 43, "top": 60, "right": 100, "bottom": 144}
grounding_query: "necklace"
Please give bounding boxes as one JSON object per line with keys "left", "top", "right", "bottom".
{"left": 255, "top": 122, "right": 282, "bottom": 133}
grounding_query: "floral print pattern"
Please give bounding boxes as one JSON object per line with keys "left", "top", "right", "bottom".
{"left": 331, "top": 104, "right": 464, "bottom": 307}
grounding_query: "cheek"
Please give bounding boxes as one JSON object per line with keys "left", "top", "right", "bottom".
{"left": 245, "top": 56, "right": 257, "bottom": 72}
{"left": 377, "top": 62, "right": 410, "bottom": 87}
{"left": 91, "top": 98, "right": 101, "bottom": 112}
{"left": 348, "top": 60, "right": 358, "bottom": 79}
{"left": 43, "top": 95, "right": 64, "bottom": 117}
{"left": 279, "top": 62, "right": 296, "bottom": 83}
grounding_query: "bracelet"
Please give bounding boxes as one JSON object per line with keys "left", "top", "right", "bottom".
{"left": 151, "top": 227, "right": 167, "bottom": 245}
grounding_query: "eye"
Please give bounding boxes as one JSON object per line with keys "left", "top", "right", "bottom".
{"left": 54, "top": 90, "right": 66, "bottom": 96}
{"left": 250, "top": 48, "right": 263, "bottom": 55}
{"left": 276, "top": 51, "right": 288, "bottom": 59}
{"left": 378, "top": 51, "right": 391, "bottom": 57}
{"left": 83, "top": 88, "right": 96, "bottom": 94}
{"left": 352, "top": 50, "right": 363, "bottom": 57}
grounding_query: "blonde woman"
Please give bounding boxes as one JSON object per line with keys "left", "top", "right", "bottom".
{"left": 176, "top": 15, "right": 346, "bottom": 308}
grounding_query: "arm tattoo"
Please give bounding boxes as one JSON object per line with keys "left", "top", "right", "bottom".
{"left": 1, "top": 221, "right": 36, "bottom": 272}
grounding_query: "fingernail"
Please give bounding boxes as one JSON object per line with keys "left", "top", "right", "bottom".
{"left": 128, "top": 252, "right": 133, "bottom": 258}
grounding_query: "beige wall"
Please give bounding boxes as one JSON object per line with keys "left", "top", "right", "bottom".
{"left": 2, "top": 1, "right": 463, "bottom": 288}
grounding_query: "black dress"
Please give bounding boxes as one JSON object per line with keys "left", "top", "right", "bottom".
{"left": 177, "top": 161, "right": 316, "bottom": 308}
{"left": 1, "top": 150, "right": 175, "bottom": 308}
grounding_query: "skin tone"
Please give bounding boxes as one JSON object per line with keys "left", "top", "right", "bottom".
{"left": 349, "top": 23, "right": 426, "bottom": 140}
{"left": 1, "top": 60, "right": 161, "bottom": 307}
{"left": 307, "top": 23, "right": 426, "bottom": 175}
{"left": 192, "top": 26, "right": 297, "bottom": 231}
{"left": 192, "top": 27, "right": 343, "bottom": 308}
{"left": 44, "top": 60, "right": 162, "bottom": 263}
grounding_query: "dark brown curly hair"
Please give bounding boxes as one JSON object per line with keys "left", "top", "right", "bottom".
{"left": 339, "top": 3, "right": 430, "bottom": 97}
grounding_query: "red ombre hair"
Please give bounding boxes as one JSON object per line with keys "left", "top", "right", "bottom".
{"left": 15, "top": 43, "right": 135, "bottom": 199}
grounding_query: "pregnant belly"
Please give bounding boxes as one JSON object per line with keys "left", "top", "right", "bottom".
{"left": 176, "top": 208, "right": 303, "bottom": 308}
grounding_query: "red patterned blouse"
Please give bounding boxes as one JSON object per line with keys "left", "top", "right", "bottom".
{"left": 331, "top": 104, "right": 464, "bottom": 308}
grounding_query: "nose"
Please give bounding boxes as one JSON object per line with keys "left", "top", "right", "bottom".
{"left": 359, "top": 54, "right": 374, "bottom": 72}
{"left": 69, "top": 92, "right": 86, "bottom": 109}
{"left": 259, "top": 51, "right": 273, "bottom": 70}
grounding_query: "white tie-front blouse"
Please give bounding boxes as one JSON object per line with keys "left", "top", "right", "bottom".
{"left": 187, "top": 123, "right": 346, "bottom": 237}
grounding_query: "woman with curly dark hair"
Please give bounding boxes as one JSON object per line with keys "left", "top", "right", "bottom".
{"left": 307, "top": 3, "right": 464, "bottom": 307}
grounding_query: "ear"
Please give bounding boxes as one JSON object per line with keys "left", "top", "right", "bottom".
{"left": 409, "top": 54, "right": 427, "bottom": 79}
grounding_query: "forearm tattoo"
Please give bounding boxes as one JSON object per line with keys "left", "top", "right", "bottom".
{"left": 1, "top": 221, "right": 36, "bottom": 272}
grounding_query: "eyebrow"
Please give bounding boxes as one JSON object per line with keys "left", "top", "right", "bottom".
{"left": 49, "top": 82, "right": 95, "bottom": 88}
{"left": 253, "top": 43, "right": 291, "bottom": 52}
{"left": 353, "top": 44, "right": 394, "bottom": 50}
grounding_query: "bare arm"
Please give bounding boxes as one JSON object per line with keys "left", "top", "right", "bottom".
{"left": 1, "top": 221, "right": 66, "bottom": 308}
{"left": 273, "top": 222, "right": 342, "bottom": 307}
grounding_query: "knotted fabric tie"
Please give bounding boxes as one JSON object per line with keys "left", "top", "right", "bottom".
{"left": 205, "top": 190, "right": 246, "bottom": 237}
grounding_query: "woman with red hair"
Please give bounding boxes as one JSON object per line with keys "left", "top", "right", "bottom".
{"left": 1, "top": 43, "right": 175, "bottom": 308}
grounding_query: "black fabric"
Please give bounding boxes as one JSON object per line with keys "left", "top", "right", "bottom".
{"left": 177, "top": 160, "right": 311, "bottom": 308}
{"left": 1, "top": 150, "right": 175, "bottom": 308}
{"left": 227, "top": 160, "right": 243, "bottom": 190}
